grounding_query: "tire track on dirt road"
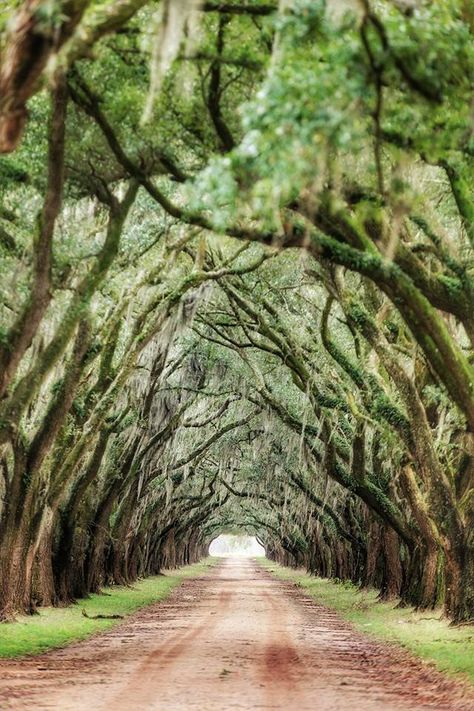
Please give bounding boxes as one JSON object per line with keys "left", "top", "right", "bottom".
{"left": 0, "top": 558, "right": 472, "bottom": 710}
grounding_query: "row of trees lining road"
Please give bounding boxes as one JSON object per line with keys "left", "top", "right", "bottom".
{"left": 0, "top": 0, "right": 473, "bottom": 622}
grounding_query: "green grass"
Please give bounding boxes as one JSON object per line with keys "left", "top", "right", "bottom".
{"left": 0, "top": 558, "right": 217, "bottom": 658}
{"left": 259, "top": 558, "right": 474, "bottom": 684}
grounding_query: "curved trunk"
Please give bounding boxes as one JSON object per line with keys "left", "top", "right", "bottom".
{"left": 399, "top": 465, "right": 445, "bottom": 609}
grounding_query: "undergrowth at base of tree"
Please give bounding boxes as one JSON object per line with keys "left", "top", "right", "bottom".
{"left": 259, "top": 559, "right": 474, "bottom": 684}
{"left": 0, "top": 558, "right": 217, "bottom": 659}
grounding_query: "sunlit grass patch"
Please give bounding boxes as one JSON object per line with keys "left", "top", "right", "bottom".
{"left": 260, "top": 558, "right": 474, "bottom": 684}
{"left": 0, "top": 558, "right": 217, "bottom": 658}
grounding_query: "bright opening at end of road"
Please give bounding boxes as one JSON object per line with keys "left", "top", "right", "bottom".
{"left": 209, "top": 534, "right": 265, "bottom": 557}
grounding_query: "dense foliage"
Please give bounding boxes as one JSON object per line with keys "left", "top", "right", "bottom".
{"left": 0, "top": 0, "right": 473, "bottom": 622}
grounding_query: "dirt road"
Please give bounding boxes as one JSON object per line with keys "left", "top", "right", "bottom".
{"left": 0, "top": 558, "right": 472, "bottom": 710}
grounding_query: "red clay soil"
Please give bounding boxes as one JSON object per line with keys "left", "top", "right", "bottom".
{"left": 0, "top": 558, "right": 472, "bottom": 710}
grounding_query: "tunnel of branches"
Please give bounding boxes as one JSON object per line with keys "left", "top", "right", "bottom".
{"left": 0, "top": 0, "right": 473, "bottom": 624}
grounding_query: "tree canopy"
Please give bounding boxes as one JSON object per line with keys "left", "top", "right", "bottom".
{"left": 0, "top": 0, "right": 473, "bottom": 623}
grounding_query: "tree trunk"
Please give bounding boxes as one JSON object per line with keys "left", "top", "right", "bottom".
{"left": 35, "top": 510, "right": 57, "bottom": 607}
{"left": 0, "top": 524, "right": 32, "bottom": 619}
{"left": 379, "top": 527, "right": 403, "bottom": 601}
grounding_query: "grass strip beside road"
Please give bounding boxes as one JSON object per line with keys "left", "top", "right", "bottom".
{"left": 259, "top": 558, "right": 474, "bottom": 684}
{"left": 0, "top": 558, "right": 217, "bottom": 658}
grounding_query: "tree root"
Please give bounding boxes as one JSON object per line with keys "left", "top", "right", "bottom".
{"left": 81, "top": 609, "right": 124, "bottom": 620}
{"left": 449, "top": 618, "right": 474, "bottom": 627}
